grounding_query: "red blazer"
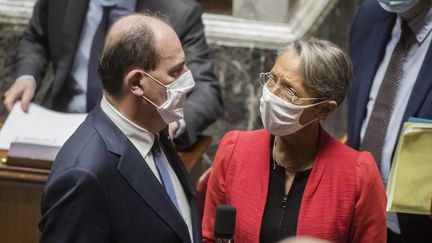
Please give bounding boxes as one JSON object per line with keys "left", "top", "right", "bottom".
{"left": 202, "top": 129, "right": 386, "bottom": 243}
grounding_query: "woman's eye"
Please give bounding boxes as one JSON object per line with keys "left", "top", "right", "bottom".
{"left": 287, "top": 87, "right": 297, "bottom": 95}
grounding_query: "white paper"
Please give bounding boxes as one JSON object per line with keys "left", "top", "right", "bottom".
{"left": 0, "top": 102, "right": 87, "bottom": 150}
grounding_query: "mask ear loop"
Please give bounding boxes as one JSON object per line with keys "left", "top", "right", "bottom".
{"left": 142, "top": 94, "right": 161, "bottom": 109}
{"left": 142, "top": 71, "right": 167, "bottom": 88}
{"left": 298, "top": 100, "right": 329, "bottom": 127}
{"left": 140, "top": 72, "right": 168, "bottom": 109}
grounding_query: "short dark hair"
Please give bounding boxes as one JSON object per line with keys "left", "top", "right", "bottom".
{"left": 98, "top": 19, "right": 158, "bottom": 97}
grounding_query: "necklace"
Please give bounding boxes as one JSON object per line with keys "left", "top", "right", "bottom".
{"left": 272, "top": 140, "right": 312, "bottom": 173}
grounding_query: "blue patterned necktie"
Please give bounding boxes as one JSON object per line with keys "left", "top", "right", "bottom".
{"left": 151, "top": 138, "right": 181, "bottom": 213}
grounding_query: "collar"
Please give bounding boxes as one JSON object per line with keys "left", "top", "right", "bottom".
{"left": 403, "top": 7, "right": 432, "bottom": 43}
{"left": 100, "top": 95, "right": 155, "bottom": 158}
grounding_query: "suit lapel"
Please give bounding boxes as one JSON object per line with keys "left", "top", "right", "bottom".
{"left": 159, "top": 131, "right": 195, "bottom": 197}
{"left": 91, "top": 107, "right": 191, "bottom": 243}
{"left": 403, "top": 44, "right": 432, "bottom": 121}
{"left": 135, "top": 0, "right": 146, "bottom": 10}
{"left": 135, "top": 0, "right": 160, "bottom": 11}
{"left": 302, "top": 130, "right": 329, "bottom": 196}
{"left": 159, "top": 131, "right": 200, "bottom": 243}
{"left": 117, "top": 143, "right": 191, "bottom": 243}
{"left": 352, "top": 16, "right": 396, "bottom": 147}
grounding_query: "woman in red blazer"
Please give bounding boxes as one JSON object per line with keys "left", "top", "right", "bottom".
{"left": 202, "top": 38, "right": 387, "bottom": 243}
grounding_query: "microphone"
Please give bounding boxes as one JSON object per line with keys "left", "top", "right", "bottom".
{"left": 214, "top": 205, "right": 236, "bottom": 243}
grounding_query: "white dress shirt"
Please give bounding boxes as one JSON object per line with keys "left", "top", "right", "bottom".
{"left": 100, "top": 96, "right": 194, "bottom": 242}
{"left": 360, "top": 9, "right": 432, "bottom": 233}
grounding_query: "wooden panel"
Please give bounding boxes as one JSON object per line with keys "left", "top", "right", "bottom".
{"left": 0, "top": 165, "right": 49, "bottom": 243}
{"left": 0, "top": 116, "right": 48, "bottom": 243}
{"left": 179, "top": 135, "right": 212, "bottom": 171}
{"left": 197, "top": 0, "right": 232, "bottom": 14}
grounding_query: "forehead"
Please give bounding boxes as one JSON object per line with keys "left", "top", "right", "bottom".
{"left": 272, "top": 49, "right": 301, "bottom": 75}
{"left": 271, "top": 49, "right": 317, "bottom": 98}
{"left": 154, "top": 28, "right": 185, "bottom": 68}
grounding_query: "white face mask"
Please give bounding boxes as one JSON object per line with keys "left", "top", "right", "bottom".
{"left": 142, "top": 70, "right": 195, "bottom": 124}
{"left": 260, "top": 85, "right": 325, "bottom": 136}
{"left": 378, "top": 0, "right": 419, "bottom": 13}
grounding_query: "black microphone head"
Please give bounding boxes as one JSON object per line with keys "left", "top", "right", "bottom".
{"left": 214, "top": 204, "right": 236, "bottom": 239}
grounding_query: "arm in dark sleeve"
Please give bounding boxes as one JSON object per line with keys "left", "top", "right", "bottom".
{"left": 174, "top": 3, "right": 224, "bottom": 150}
{"left": 15, "top": 0, "right": 51, "bottom": 90}
{"left": 39, "top": 167, "right": 110, "bottom": 243}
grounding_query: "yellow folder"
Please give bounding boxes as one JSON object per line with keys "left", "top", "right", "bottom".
{"left": 387, "top": 121, "right": 432, "bottom": 215}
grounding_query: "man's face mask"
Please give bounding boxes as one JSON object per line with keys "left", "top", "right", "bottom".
{"left": 378, "top": 0, "right": 419, "bottom": 13}
{"left": 260, "top": 84, "right": 326, "bottom": 136}
{"left": 142, "top": 70, "right": 195, "bottom": 125}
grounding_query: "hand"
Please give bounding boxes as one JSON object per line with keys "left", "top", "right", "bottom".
{"left": 3, "top": 78, "right": 36, "bottom": 112}
{"left": 168, "top": 121, "right": 179, "bottom": 140}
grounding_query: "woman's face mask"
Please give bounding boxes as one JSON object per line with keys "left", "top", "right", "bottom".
{"left": 142, "top": 70, "right": 195, "bottom": 125}
{"left": 260, "top": 84, "right": 326, "bottom": 136}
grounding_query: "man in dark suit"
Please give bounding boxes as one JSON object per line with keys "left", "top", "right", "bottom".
{"left": 39, "top": 14, "right": 201, "bottom": 243}
{"left": 3, "top": 0, "right": 222, "bottom": 150}
{"left": 348, "top": 0, "right": 432, "bottom": 242}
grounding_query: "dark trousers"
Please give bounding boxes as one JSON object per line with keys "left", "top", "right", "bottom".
{"left": 387, "top": 213, "right": 432, "bottom": 243}
{"left": 387, "top": 228, "right": 402, "bottom": 243}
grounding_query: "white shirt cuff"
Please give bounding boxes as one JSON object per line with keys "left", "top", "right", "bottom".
{"left": 174, "top": 119, "right": 186, "bottom": 138}
{"left": 16, "top": 75, "right": 37, "bottom": 89}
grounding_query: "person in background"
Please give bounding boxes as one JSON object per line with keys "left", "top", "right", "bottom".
{"left": 347, "top": 0, "right": 432, "bottom": 242}
{"left": 202, "top": 38, "right": 386, "bottom": 243}
{"left": 40, "top": 14, "right": 200, "bottom": 243}
{"left": 3, "top": 0, "right": 223, "bottom": 150}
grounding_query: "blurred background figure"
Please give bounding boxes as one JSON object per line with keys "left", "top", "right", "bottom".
{"left": 202, "top": 38, "right": 386, "bottom": 243}
{"left": 2, "top": 0, "right": 223, "bottom": 151}
{"left": 347, "top": 0, "right": 432, "bottom": 242}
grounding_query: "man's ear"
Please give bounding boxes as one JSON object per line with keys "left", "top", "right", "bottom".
{"left": 125, "top": 69, "right": 145, "bottom": 97}
{"left": 316, "top": 100, "right": 338, "bottom": 120}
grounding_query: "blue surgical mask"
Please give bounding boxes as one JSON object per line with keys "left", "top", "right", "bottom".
{"left": 378, "top": 0, "right": 419, "bottom": 13}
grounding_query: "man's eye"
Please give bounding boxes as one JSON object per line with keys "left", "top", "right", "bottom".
{"left": 170, "top": 70, "right": 181, "bottom": 78}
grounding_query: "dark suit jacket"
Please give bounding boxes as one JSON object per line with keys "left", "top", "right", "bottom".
{"left": 15, "top": 0, "right": 223, "bottom": 150}
{"left": 39, "top": 105, "right": 201, "bottom": 243}
{"left": 348, "top": 0, "right": 432, "bottom": 241}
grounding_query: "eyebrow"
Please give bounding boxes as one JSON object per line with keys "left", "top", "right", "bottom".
{"left": 270, "top": 70, "right": 301, "bottom": 97}
{"left": 168, "top": 61, "right": 186, "bottom": 74}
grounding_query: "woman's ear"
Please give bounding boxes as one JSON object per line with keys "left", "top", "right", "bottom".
{"left": 317, "top": 100, "right": 338, "bottom": 120}
{"left": 125, "top": 69, "right": 145, "bottom": 97}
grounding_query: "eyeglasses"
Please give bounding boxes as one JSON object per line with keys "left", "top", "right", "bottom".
{"left": 258, "top": 72, "right": 326, "bottom": 105}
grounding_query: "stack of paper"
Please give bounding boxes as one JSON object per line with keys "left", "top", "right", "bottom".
{"left": 0, "top": 102, "right": 86, "bottom": 168}
{"left": 387, "top": 117, "right": 432, "bottom": 215}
